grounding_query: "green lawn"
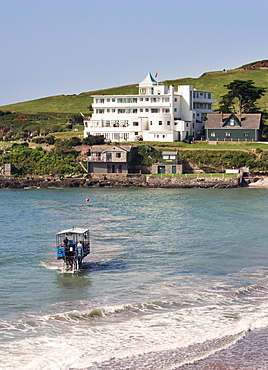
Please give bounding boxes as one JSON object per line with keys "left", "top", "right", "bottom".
{"left": 132, "top": 140, "right": 268, "bottom": 151}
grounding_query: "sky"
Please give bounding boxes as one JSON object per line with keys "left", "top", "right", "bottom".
{"left": 1, "top": 0, "right": 268, "bottom": 106}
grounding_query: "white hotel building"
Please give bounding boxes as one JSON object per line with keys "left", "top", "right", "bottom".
{"left": 84, "top": 73, "right": 216, "bottom": 142}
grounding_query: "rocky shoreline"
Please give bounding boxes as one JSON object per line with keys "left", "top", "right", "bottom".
{"left": 0, "top": 175, "right": 248, "bottom": 189}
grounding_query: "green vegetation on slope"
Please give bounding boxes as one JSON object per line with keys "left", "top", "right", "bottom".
{"left": 2, "top": 65, "right": 268, "bottom": 114}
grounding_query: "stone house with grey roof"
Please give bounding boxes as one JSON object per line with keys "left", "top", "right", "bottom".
{"left": 205, "top": 113, "right": 262, "bottom": 142}
{"left": 87, "top": 145, "right": 136, "bottom": 174}
{"left": 152, "top": 151, "right": 183, "bottom": 174}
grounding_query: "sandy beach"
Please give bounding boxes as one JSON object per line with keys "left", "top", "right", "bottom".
{"left": 176, "top": 327, "right": 268, "bottom": 369}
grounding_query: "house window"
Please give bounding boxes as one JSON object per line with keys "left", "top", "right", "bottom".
{"left": 211, "top": 132, "right": 216, "bottom": 137}
{"left": 167, "top": 121, "right": 170, "bottom": 125}
{"left": 244, "top": 132, "right": 249, "bottom": 137}
{"left": 225, "top": 132, "right": 231, "bottom": 137}
{"left": 116, "top": 153, "right": 121, "bottom": 158}
{"left": 133, "top": 122, "right": 139, "bottom": 126}
{"left": 162, "top": 135, "right": 165, "bottom": 138}
{"left": 174, "top": 108, "right": 177, "bottom": 112}
{"left": 174, "top": 98, "right": 177, "bottom": 102}
{"left": 159, "top": 121, "right": 163, "bottom": 125}
{"left": 150, "top": 121, "right": 153, "bottom": 125}
{"left": 135, "top": 132, "right": 138, "bottom": 135}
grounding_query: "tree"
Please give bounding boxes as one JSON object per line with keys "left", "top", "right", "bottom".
{"left": 219, "top": 80, "right": 266, "bottom": 114}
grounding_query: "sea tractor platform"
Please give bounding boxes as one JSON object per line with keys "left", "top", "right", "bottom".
{"left": 56, "top": 228, "right": 90, "bottom": 273}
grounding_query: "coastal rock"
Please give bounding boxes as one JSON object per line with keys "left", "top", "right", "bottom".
{"left": 0, "top": 176, "right": 241, "bottom": 189}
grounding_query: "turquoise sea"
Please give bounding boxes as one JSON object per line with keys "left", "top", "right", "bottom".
{"left": 0, "top": 187, "right": 268, "bottom": 369}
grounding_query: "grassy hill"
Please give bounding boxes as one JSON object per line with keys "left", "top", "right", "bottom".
{"left": 1, "top": 62, "right": 268, "bottom": 115}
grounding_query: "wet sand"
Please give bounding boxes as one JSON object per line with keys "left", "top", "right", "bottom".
{"left": 176, "top": 327, "right": 268, "bottom": 369}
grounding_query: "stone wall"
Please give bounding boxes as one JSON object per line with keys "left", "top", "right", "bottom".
{"left": 146, "top": 176, "right": 240, "bottom": 189}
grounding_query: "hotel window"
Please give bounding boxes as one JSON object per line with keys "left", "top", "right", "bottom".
{"left": 140, "top": 109, "right": 143, "bottom": 112}
{"left": 96, "top": 109, "right": 104, "bottom": 114}
{"left": 145, "top": 98, "right": 149, "bottom": 101}
{"left": 208, "top": 93, "right": 211, "bottom": 99}
{"left": 150, "top": 121, "right": 153, "bottom": 125}
{"left": 118, "top": 109, "right": 125, "bottom": 114}
{"left": 225, "top": 132, "right": 231, "bottom": 137}
{"left": 95, "top": 98, "right": 98, "bottom": 103}
{"left": 174, "top": 108, "right": 177, "bottom": 112}
{"left": 167, "top": 121, "right": 170, "bottom": 125}
{"left": 135, "top": 132, "right": 138, "bottom": 135}
{"left": 211, "top": 132, "right": 216, "bottom": 137}
{"left": 140, "top": 88, "right": 146, "bottom": 94}
{"left": 112, "top": 109, "right": 115, "bottom": 113}
{"left": 140, "top": 98, "right": 143, "bottom": 102}
{"left": 162, "top": 135, "right": 165, "bottom": 138}
{"left": 107, "top": 98, "right": 110, "bottom": 102}
{"left": 151, "top": 108, "right": 159, "bottom": 113}
{"left": 133, "top": 122, "right": 139, "bottom": 126}
{"left": 145, "top": 109, "right": 149, "bottom": 112}
{"left": 100, "top": 99, "right": 104, "bottom": 103}
{"left": 244, "top": 132, "right": 249, "bottom": 137}
{"left": 174, "top": 98, "right": 177, "bottom": 102}
{"left": 127, "top": 98, "right": 137, "bottom": 103}
{"left": 107, "top": 109, "right": 110, "bottom": 113}
{"left": 112, "top": 98, "right": 115, "bottom": 102}
{"left": 159, "top": 121, "right": 163, "bottom": 125}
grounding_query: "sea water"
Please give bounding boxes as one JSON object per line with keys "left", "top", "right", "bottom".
{"left": 0, "top": 187, "right": 268, "bottom": 369}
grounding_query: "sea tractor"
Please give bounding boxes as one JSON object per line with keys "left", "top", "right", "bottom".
{"left": 56, "top": 228, "right": 90, "bottom": 272}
